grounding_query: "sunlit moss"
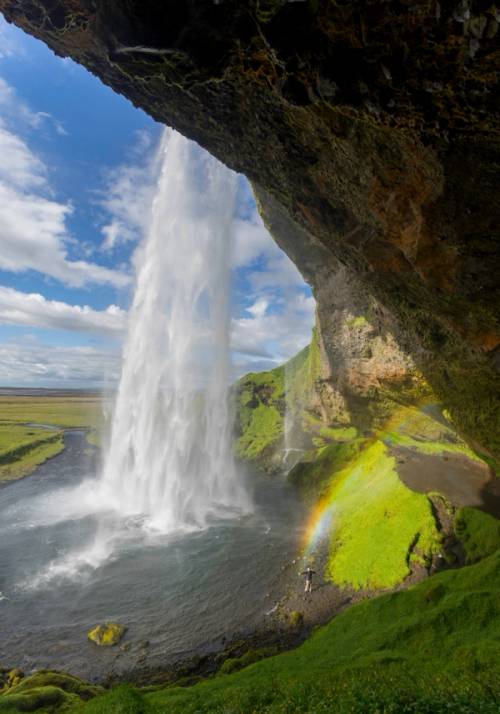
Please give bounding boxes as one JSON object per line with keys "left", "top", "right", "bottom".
{"left": 455, "top": 508, "right": 500, "bottom": 564}
{"left": 324, "top": 441, "right": 441, "bottom": 589}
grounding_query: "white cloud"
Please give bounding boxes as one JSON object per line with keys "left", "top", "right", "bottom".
{"left": 0, "top": 107, "right": 130, "bottom": 288}
{"left": 0, "top": 76, "right": 66, "bottom": 134}
{"left": 0, "top": 16, "right": 23, "bottom": 60}
{"left": 0, "top": 124, "right": 46, "bottom": 189}
{"left": 231, "top": 290, "right": 316, "bottom": 372}
{"left": 246, "top": 297, "right": 269, "bottom": 318}
{"left": 230, "top": 186, "right": 316, "bottom": 375}
{"left": 0, "top": 339, "right": 121, "bottom": 387}
{"left": 98, "top": 133, "right": 158, "bottom": 251}
{"left": 232, "top": 211, "right": 281, "bottom": 268}
{"left": 0, "top": 286, "right": 126, "bottom": 335}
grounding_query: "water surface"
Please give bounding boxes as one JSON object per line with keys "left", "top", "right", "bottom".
{"left": 0, "top": 432, "right": 304, "bottom": 680}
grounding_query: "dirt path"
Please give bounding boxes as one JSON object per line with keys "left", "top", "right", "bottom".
{"left": 392, "top": 447, "right": 500, "bottom": 518}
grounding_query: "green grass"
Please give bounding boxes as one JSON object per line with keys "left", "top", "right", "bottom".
{"left": 285, "top": 333, "right": 320, "bottom": 418}
{"left": 235, "top": 367, "right": 285, "bottom": 464}
{"left": 0, "top": 396, "right": 103, "bottom": 428}
{"left": 383, "top": 406, "right": 485, "bottom": 464}
{"left": 73, "top": 549, "right": 500, "bottom": 713}
{"left": 319, "top": 425, "right": 358, "bottom": 442}
{"left": 234, "top": 330, "right": 324, "bottom": 468}
{"left": 0, "top": 396, "right": 103, "bottom": 481}
{"left": 455, "top": 507, "right": 500, "bottom": 564}
{"left": 0, "top": 424, "right": 64, "bottom": 482}
{"left": 288, "top": 439, "right": 365, "bottom": 501}
{"left": 324, "top": 440, "right": 441, "bottom": 589}
{"left": 291, "top": 438, "right": 441, "bottom": 589}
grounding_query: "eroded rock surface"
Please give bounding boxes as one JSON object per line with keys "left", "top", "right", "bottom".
{"left": 1, "top": 0, "right": 498, "bottom": 455}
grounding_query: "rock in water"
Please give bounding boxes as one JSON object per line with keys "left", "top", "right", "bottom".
{"left": 87, "top": 623, "right": 126, "bottom": 646}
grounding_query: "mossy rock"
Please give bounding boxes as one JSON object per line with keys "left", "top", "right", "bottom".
{"left": 7, "top": 670, "right": 102, "bottom": 701}
{"left": 0, "top": 684, "right": 80, "bottom": 711}
{"left": 87, "top": 622, "right": 127, "bottom": 646}
{"left": 289, "top": 610, "right": 304, "bottom": 628}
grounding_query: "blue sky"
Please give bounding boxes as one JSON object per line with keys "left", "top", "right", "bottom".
{"left": 0, "top": 15, "right": 314, "bottom": 388}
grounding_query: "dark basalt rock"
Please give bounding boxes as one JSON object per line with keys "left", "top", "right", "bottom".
{"left": 1, "top": 0, "right": 498, "bottom": 456}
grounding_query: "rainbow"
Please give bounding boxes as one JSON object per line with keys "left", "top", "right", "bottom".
{"left": 299, "top": 401, "right": 435, "bottom": 559}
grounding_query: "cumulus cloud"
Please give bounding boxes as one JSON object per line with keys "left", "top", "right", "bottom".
{"left": 0, "top": 339, "right": 121, "bottom": 387}
{"left": 0, "top": 76, "right": 66, "bottom": 135}
{"left": 98, "top": 130, "right": 158, "bottom": 251}
{"left": 0, "top": 286, "right": 126, "bottom": 335}
{"left": 0, "top": 98, "right": 130, "bottom": 287}
{"left": 230, "top": 185, "right": 316, "bottom": 375}
{"left": 231, "top": 291, "right": 316, "bottom": 372}
{"left": 0, "top": 16, "right": 23, "bottom": 60}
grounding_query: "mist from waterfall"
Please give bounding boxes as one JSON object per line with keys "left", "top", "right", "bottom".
{"left": 101, "top": 129, "right": 250, "bottom": 532}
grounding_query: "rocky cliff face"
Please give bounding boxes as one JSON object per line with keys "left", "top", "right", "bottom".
{"left": 2, "top": 0, "right": 498, "bottom": 456}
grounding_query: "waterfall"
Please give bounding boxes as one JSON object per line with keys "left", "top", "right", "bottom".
{"left": 101, "top": 129, "right": 250, "bottom": 532}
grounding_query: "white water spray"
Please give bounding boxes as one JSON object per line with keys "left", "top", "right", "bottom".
{"left": 101, "top": 129, "right": 249, "bottom": 532}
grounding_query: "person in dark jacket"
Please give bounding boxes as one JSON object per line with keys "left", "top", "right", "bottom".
{"left": 301, "top": 565, "right": 316, "bottom": 593}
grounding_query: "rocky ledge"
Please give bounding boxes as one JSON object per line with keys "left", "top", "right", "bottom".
{"left": 0, "top": 0, "right": 498, "bottom": 457}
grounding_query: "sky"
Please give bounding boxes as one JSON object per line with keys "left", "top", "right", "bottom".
{"left": 0, "top": 14, "right": 315, "bottom": 388}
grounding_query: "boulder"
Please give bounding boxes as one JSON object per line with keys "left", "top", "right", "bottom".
{"left": 87, "top": 622, "right": 127, "bottom": 647}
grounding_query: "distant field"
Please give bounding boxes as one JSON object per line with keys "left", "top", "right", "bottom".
{"left": 0, "top": 396, "right": 104, "bottom": 428}
{"left": 0, "top": 395, "right": 105, "bottom": 482}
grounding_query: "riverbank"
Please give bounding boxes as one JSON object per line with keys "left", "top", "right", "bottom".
{"left": 0, "top": 393, "right": 104, "bottom": 483}
{"left": 2, "top": 548, "right": 499, "bottom": 713}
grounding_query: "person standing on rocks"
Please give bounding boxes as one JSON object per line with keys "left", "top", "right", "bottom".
{"left": 301, "top": 565, "right": 316, "bottom": 594}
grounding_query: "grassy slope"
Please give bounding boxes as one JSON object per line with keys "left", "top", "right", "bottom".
{"left": 234, "top": 330, "right": 321, "bottom": 467}
{"left": 455, "top": 507, "right": 500, "bottom": 563}
{"left": 0, "top": 424, "right": 64, "bottom": 482}
{"left": 72, "top": 549, "right": 500, "bottom": 713}
{"left": 0, "top": 397, "right": 103, "bottom": 481}
{"left": 235, "top": 366, "right": 285, "bottom": 464}
{"left": 292, "top": 439, "right": 441, "bottom": 589}
{"left": 325, "top": 441, "right": 440, "bottom": 588}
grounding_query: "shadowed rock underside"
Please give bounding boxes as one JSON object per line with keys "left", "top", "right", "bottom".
{"left": 1, "top": 0, "right": 498, "bottom": 456}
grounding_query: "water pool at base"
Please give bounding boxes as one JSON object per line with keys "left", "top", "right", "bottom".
{"left": 0, "top": 432, "right": 305, "bottom": 680}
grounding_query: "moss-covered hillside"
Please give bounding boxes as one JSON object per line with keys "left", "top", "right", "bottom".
{"left": 234, "top": 329, "right": 322, "bottom": 470}
{"left": 236, "top": 335, "right": 498, "bottom": 593}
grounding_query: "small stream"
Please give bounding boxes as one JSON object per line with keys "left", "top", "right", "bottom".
{"left": 0, "top": 431, "right": 305, "bottom": 680}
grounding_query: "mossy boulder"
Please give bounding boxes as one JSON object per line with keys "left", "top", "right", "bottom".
{"left": 289, "top": 610, "right": 304, "bottom": 628}
{"left": 0, "top": 670, "right": 101, "bottom": 711}
{"left": 0, "top": 685, "right": 77, "bottom": 711}
{"left": 87, "top": 622, "right": 127, "bottom": 646}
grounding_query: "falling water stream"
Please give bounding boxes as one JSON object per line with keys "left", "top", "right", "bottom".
{"left": 0, "top": 131, "right": 307, "bottom": 679}
{"left": 101, "top": 129, "right": 249, "bottom": 531}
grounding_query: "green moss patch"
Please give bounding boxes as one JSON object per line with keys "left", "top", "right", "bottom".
{"left": 455, "top": 507, "right": 500, "bottom": 564}
{"left": 324, "top": 441, "right": 441, "bottom": 589}
{"left": 234, "top": 366, "right": 285, "bottom": 465}
{"left": 234, "top": 330, "right": 324, "bottom": 469}
{"left": 288, "top": 439, "right": 365, "bottom": 501}
{"left": 383, "top": 406, "right": 485, "bottom": 464}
